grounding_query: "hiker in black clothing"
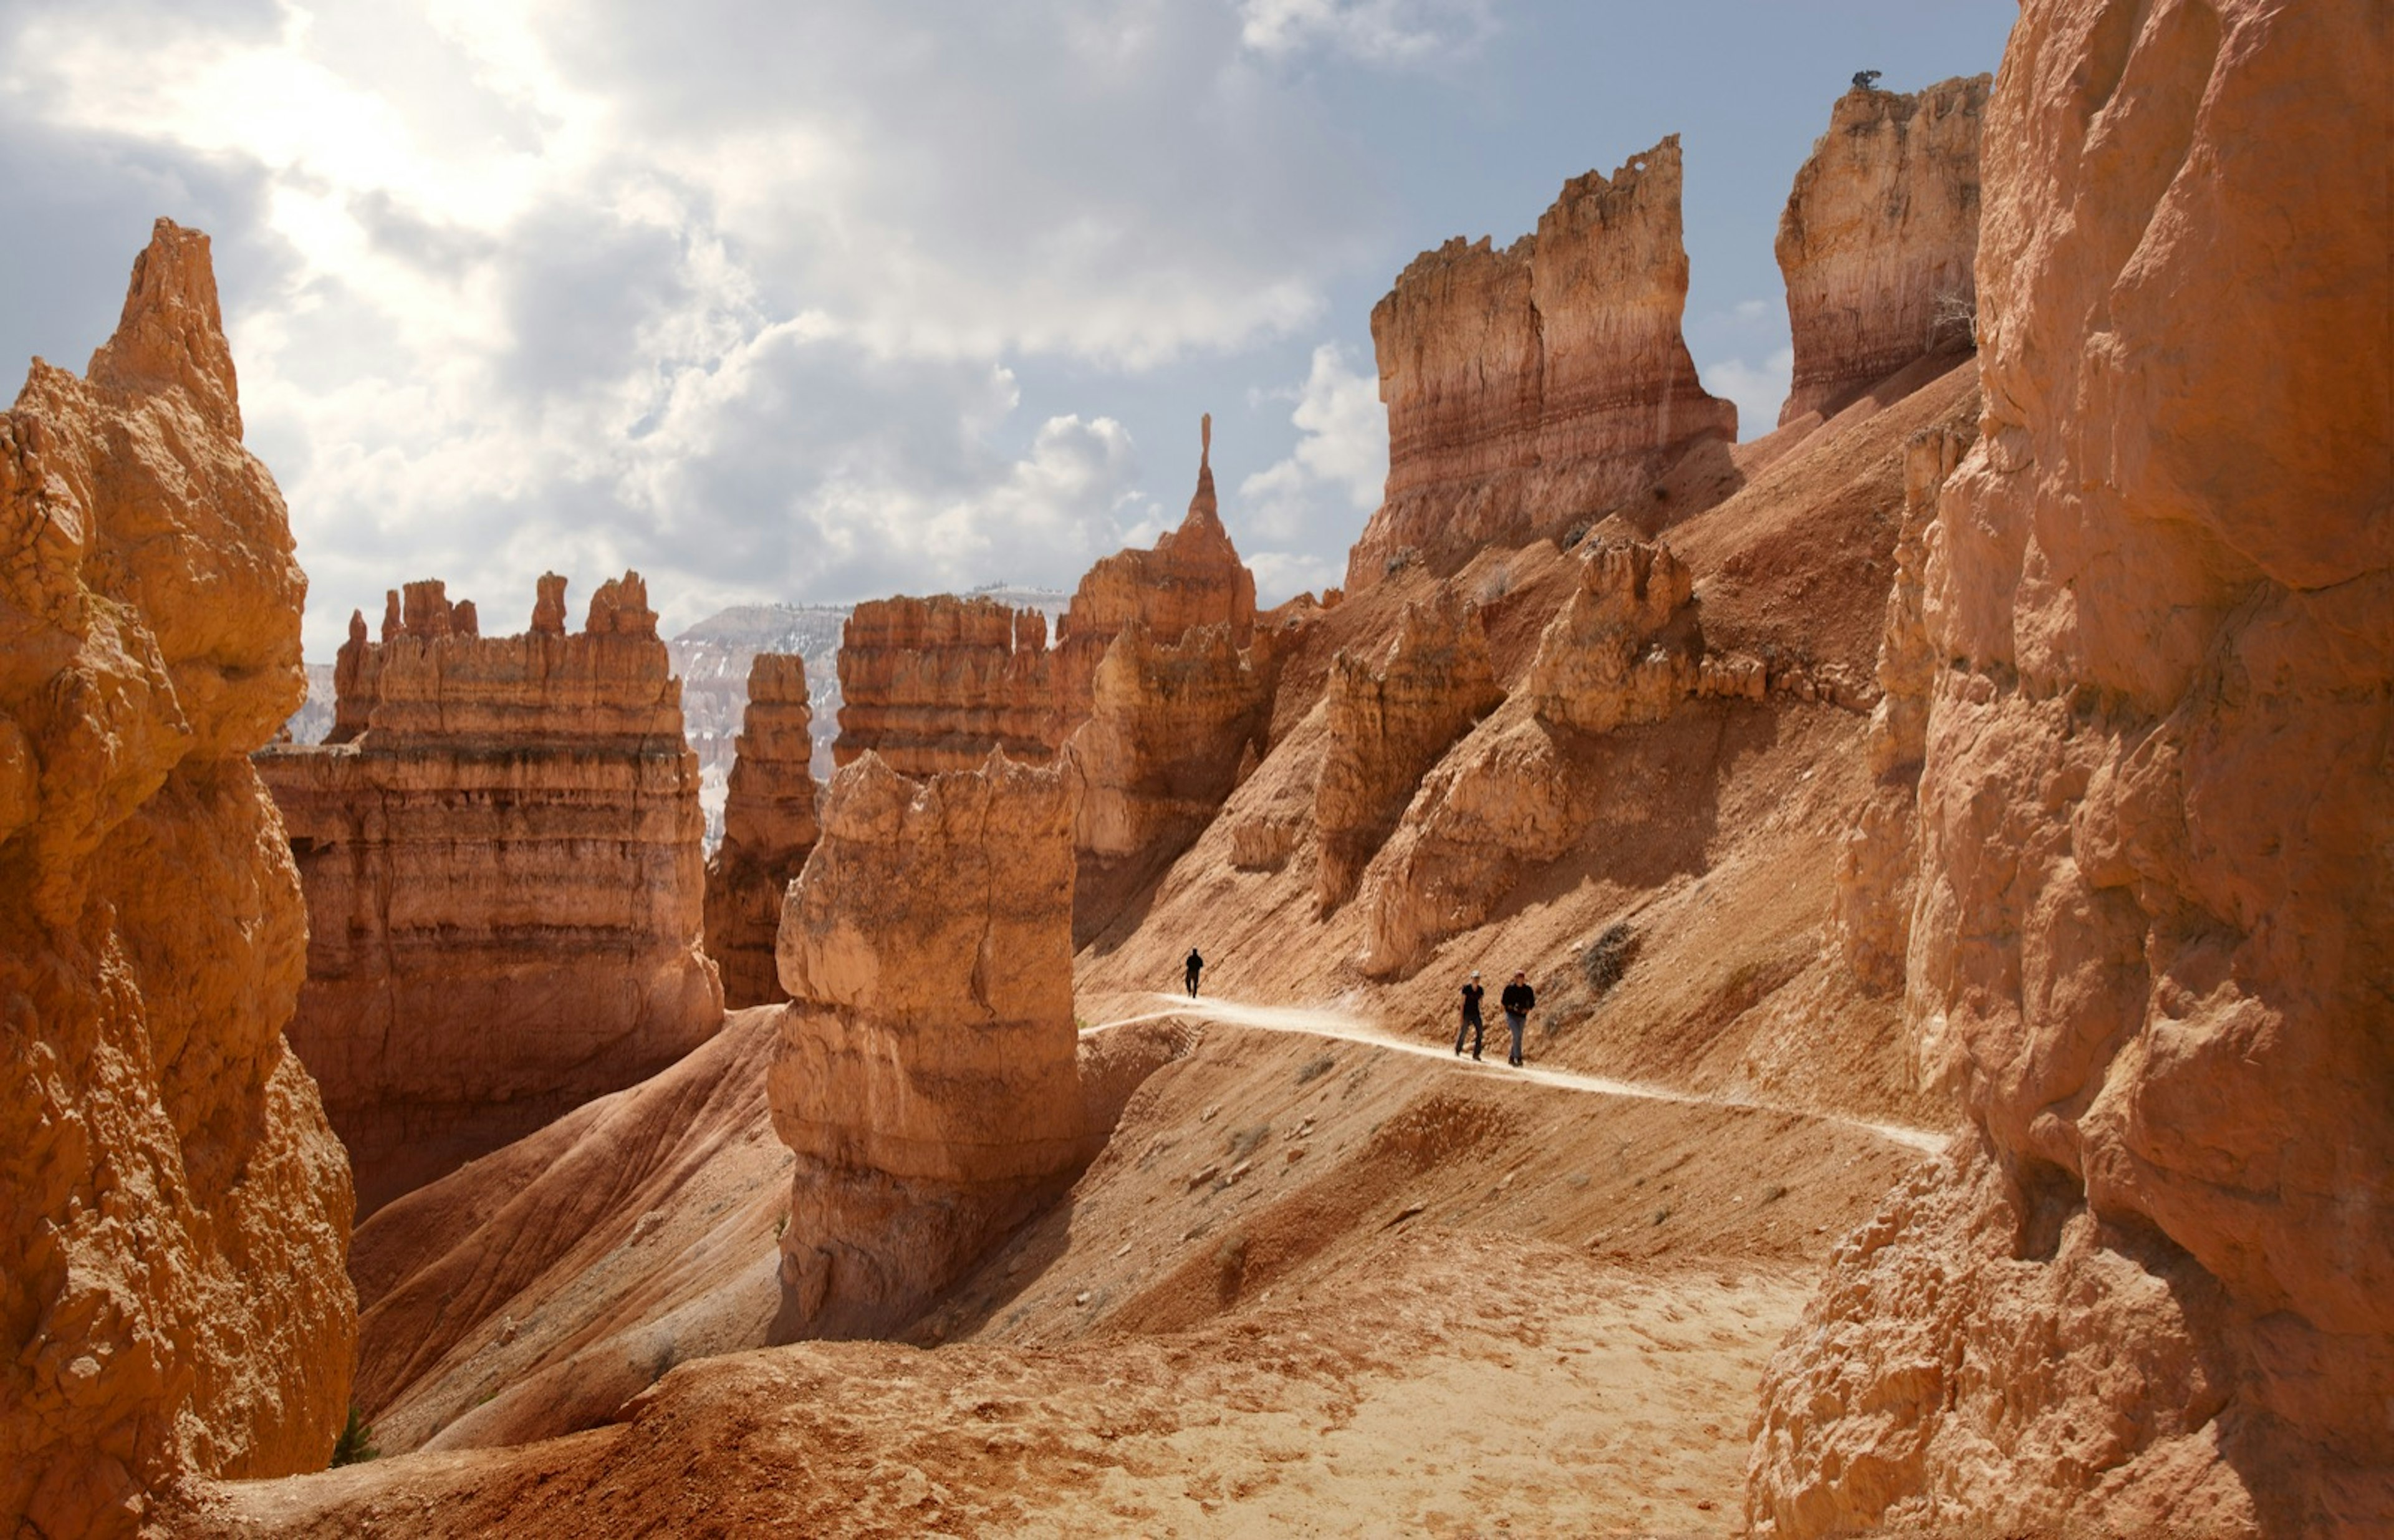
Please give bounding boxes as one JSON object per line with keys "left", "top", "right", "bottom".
{"left": 1499, "top": 971, "right": 1536, "bottom": 1066}
{"left": 1454, "top": 971, "right": 1486, "bottom": 1059}
{"left": 1184, "top": 947, "right": 1204, "bottom": 998}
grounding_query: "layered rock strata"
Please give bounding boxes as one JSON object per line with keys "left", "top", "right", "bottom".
{"left": 769, "top": 752, "right": 1084, "bottom": 1340}
{"left": 1776, "top": 76, "right": 1990, "bottom": 426}
{"left": 256, "top": 571, "right": 722, "bottom": 1217}
{"left": 1524, "top": 541, "right": 1703, "bottom": 733}
{"left": 1, "top": 221, "right": 355, "bottom": 1536}
{"left": 1751, "top": 1, "right": 2393, "bottom": 1532}
{"left": 1348, "top": 138, "right": 1737, "bottom": 589}
{"left": 832, "top": 597, "right": 1059, "bottom": 776}
{"left": 704, "top": 653, "right": 821, "bottom": 1007}
{"left": 1314, "top": 589, "right": 1502, "bottom": 911}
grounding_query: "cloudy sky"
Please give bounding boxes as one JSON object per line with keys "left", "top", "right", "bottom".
{"left": 0, "top": 0, "right": 2012, "bottom": 656}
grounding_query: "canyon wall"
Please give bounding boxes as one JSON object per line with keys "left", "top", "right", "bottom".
{"left": 1, "top": 221, "right": 355, "bottom": 1536}
{"left": 256, "top": 571, "right": 722, "bottom": 1218}
{"left": 832, "top": 596, "right": 1059, "bottom": 776}
{"left": 1314, "top": 589, "right": 1502, "bottom": 912}
{"left": 1776, "top": 75, "right": 1990, "bottom": 426}
{"left": 704, "top": 653, "right": 821, "bottom": 1008}
{"left": 1752, "top": 1, "right": 2393, "bottom": 1533}
{"left": 769, "top": 751, "right": 1085, "bottom": 1340}
{"left": 1348, "top": 138, "right": 1736, "bottom": 589}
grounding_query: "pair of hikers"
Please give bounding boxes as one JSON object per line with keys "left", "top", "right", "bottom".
{"left": 1455, "top": 969, "right": 1535, "bottom": 1067}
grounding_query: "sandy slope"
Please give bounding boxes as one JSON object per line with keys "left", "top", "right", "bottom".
{"left": 188, "top": 1017, "right": 1933, "bottom": 1536}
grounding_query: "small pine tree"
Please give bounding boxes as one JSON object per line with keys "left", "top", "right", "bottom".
{"left": 330, "top": 1403, "right": 380, "bottom": 1467}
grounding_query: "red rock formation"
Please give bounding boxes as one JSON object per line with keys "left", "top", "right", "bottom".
{"left": 1751, "top": 2, "right": 2393, "bottom": 1532}
{"left": 704, "top": 653, "right": 821, "bottom": 1008}
{"left": 256, "top": 571, "right": 722, "bottom": 1218}
{"left": 1524, "top": 541, "right": 1702, "bottom": 734}
{"left": 1, "top": 221, "right": 355, "bottom": 1536}
{"left": 1314, "top": 589, "right": 1502, "bottom": 911}
{"left": 1776, "top": 76, "right": 1990, "bottom": 426}
{"left": 1055, "top": 415, "right": 1258, "bottom": 720}
{"left": 1071, "top": 620, "right": 1277, "bottom": 942}
{"left": 770, "top": 751, "right": 1084, "bottom": 1339}
{"left": 832, "top": 596, "right": 1059, "bottom": 776}
{"left": 1348, "top": 138, "right": 1737, "bottom": 589}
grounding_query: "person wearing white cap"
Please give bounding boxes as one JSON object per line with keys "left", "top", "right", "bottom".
{"left": 1454, "top": 970, "right": 1487, "bottom": 1060}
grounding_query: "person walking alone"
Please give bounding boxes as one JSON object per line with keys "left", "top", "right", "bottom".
{"left": 1499, "top": 971, "right": 1536, "bottom": 1067}
{"left": 1454, "top": 971, "right": 1486, "bottom": 1060}
{"left": 1184, "top": 947, "right": 1204, "bottom": 998}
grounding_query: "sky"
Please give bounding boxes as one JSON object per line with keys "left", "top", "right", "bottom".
{"left": 0, "top": 1, "right": 2016, "bottom": 657}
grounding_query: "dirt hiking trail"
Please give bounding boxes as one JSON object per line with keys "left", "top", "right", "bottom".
{"left": 1090, "top": 993, "right": 1946, "bottom": 1153}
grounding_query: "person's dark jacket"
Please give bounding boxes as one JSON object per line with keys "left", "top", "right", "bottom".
{"left": 1461, "top": 983, "right": 1484, "bottom": 1020}
{"left": 1500, "top": 981, "right": 1536, "bottom": 1016}
{"left": 1185, "top": 951, "right": 1204, "bottom": 974}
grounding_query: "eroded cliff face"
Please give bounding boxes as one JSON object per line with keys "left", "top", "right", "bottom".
{"left": 1776, "top": 77, "right": 1990, "bottom": 426}
{"left": 1314, "top": 590, "right": 1501, "bottom": 912}
{"left": 832, "top": 597, "right": 1059, "bottom": 776}
{"left": 1752, "top": 2, "right": 2393, "bottom": 1533}
{"left": 1072, "top": 620, "right": 1276, "bottom": 943}
{"left": 0, "top": 221, "right": 355, "bottom": 1536}
{"left": 769, "top": 752, "right": 1084, "bottom": 1340}
{"left": 1360, "top": 539, "right": 1760, "bottom": 977}
{"left": 1348, "top": 138, "right": 1736, "bottom": 590}
{"left": 704, "top": 653, "right": 821, "bottom": 1008}
{"left": 256, "top": 571, "right": 722, "bottom": 1218}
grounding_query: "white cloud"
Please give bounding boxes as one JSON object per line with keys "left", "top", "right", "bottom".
{"left": 1, "top": 0, "right": 1395, "bottom": 652}
{"left": 1699, "top": 347, "right": 1793, "bottom": 443}
{"left": 1237, "top": 0, "right": 1494, "bottom": 66}
{"left": 1231, "top": 340, "right": 1383, "bottom": 602}
{"left": 1238, "top": 342, "right": 1384, "bottom": 536}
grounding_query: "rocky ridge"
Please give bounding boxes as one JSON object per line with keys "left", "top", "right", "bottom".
{"left": 256, "top": 570, "right": 723, "bottom": 1217}
{"left": 1, "top": 221, "right": 355, "bottom": 1538}
{"left": 1347, "top": 137, "right": 1738, "bottom": 589}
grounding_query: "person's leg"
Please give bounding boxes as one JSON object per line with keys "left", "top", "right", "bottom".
{"left": 1507, "top": 1012, "right": 1525, "bottom": 1065}
{"left": 1471, "top": 1016, "right": 1484, "bottom": 1059}
{"left": 1454, "top": 1016, "right": 1467, "bottom": 1054}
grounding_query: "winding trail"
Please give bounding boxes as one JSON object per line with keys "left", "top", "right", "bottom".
{"left": 1086, "top": 993, "right": 1948, "bottom": 1154}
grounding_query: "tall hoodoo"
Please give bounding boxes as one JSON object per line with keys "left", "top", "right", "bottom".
{"left": 704, "top": 652, "right": 822, "bottom": 1008}
{"left": 1751, "top": 1, "right": 2393, "bottom": 1533}
{"left": 256, "top": 569, "right": 723, "bottom": 1218}
{"left": 769, "top": 751, "right": 1084, "bottom": 1340}
{"left": 1776, "top": 75, "right": 1990, "bottom": 426}
{"left": 1054, "top": 415, "right": 1259, "bottom": 719}
{"left": 1348, "top": 138, "right": 1736, "bottom": 589}
{"left": 1, "top": 221, "right": 355, "bottom": 1537}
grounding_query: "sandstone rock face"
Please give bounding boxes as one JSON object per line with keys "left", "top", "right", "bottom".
{"left": 1826, "top": 426, "right": 1971, "bottom": 995}
{"left": 1776, "top": 77, "right": 1990, "bottom": 426}
{"left": 704, "top": 654, "right": 821, "bottom": 1008}
{"left": 1752, "top": 2, "right": 2394, "bottom": 1533}
{"left": 1348, "top": 138, "right": 1736, "bottom": 589}
{"left": 832, "top": 597, "right": 1059, "bottom": 776}
{"left": 1, "top": 221, "right": 355, "bottom": 1535}
{"left": 256, "top": 572, "right": 723, "bottom": 1218}
{"left": 1055, "top": 416, "right": 1258, "bottom": 720}
{"left": 1314, "top": 590, "right": 1501, "bottom": 911}
{"left": 1524, "top": 541, "right": 1701, "bottom": 734}
{"left": 1072, "top": 621, "right": 1276, "bottom": 941}
{"left": 769, "top": 752, "right": 1084, "bottom": 1339}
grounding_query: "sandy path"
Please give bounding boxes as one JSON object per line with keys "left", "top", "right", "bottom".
{"left": 1089, "top": 993, "right": 1948, "bottom": 1154}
